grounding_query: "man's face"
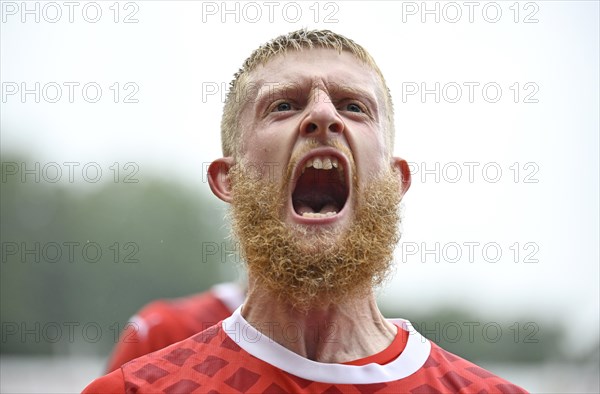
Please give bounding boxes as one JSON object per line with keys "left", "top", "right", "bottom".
{"left": 222, "top": 48, "right": 405, "bottom": 310}
{"left": 238, "top": 48, "right": 390, "bottom": 237}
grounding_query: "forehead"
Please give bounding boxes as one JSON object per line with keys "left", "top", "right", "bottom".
{"left": 246, "top": 48, "right": 383, "bottom": 101}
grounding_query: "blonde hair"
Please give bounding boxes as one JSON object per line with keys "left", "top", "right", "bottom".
{"left": 221, "top": 29, "right": 395, "bottom": 158}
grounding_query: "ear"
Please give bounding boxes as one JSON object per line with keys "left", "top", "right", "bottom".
{"left": 391, "top": 157, "right": 411, "bottom": 199}
{"left": 208, "top": 157, "right": 235, "bottom": 203}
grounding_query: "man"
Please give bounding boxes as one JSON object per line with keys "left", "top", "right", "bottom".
{"left": 105, "top": 282, "right": 245, "bottom": 373}
{"left": 84, "top": 29, "right": 527, "bottom": 393}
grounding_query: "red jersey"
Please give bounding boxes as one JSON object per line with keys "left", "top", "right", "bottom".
{"left": 85, "top": 306, "right": 527, "bottom": 393}
{"left": 106, "top": 283, "right": 245, "bottom": 372}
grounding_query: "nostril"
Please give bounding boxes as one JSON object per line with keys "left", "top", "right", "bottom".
{"left": 306, "top": 123, "right": 318, "bottom": 133}
{"left": 330, "top": 123, "right": 343, "bottom": 134}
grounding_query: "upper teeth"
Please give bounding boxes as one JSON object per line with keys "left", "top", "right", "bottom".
{"left": 303, "top": 156, "right": 341, "bottom": 173}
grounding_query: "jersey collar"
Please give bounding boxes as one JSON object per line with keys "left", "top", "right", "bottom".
{"left": 221, "top": 305, "right": 431, "bottom": 384}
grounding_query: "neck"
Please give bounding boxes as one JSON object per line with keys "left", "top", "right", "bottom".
{"left": 241, "top": 281, "right": 397, "bottom": 363}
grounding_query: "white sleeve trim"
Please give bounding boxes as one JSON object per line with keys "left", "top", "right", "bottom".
{"left": 128, "top": 315, "right": 149, "bottom": 340}
{"left": 221, "top": 305, "right": 431, "bottom": 384}
{"left": 211, "top": 282, "right": 246, "bottom": 313}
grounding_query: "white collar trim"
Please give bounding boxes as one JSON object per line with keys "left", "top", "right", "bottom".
{"left": 221, "top": 305, "right": 431, "bottom": 384}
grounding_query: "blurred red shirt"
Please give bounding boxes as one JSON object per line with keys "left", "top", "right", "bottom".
{"left": 106, "top": 282, "right": 245, "bottom": 372}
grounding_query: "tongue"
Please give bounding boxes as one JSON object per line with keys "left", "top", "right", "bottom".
{"left": 296, "top": 202, "right": 338, "bottom": 215}
{"left": 319, "top": 203, "right": 338, "bottom": 214}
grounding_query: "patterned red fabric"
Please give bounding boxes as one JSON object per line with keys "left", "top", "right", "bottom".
{"left": 85, "top": 320, "right": 528, "bottom": 393}
{"left": 106, "top": 291, "right": 232, "bottom": 372}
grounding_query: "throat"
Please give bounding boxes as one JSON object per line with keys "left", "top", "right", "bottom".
{"left": 241, "top": 291, "right": 397, "bottom": 363}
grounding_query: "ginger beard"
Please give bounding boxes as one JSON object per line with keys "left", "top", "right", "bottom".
{"left": 229, "top": 147, "right": 402, "bottom": 312}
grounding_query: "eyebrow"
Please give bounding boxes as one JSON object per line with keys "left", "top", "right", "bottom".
{"left": 253, "top": 81, "right": 306, "bottom": 103}
{"left": 249, "top": 80, "right": 307, "bottom": 116}
{"left": 252, "top": 78, "right": 380, "bottom": 114}
{"left": 328, "top": 83, "right": 379, "bottom": 110}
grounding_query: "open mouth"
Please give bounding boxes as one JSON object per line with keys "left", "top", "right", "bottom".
{"left": 291, "top": 150, "right": 350, "bottom": 220}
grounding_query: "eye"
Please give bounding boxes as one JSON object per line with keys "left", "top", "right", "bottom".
{"left": 345, "top": 103, "right": 364, "bottom": 113}
{"left": 273, "top": 102, "right": 293, "bottom": 112}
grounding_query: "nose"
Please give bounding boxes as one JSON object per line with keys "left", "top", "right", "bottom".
{"left": 299, "top": 89, "right": 344, "bottom": 139}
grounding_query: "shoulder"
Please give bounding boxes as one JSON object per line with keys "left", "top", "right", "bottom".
{"left": 128, "top": 288, "right": 233, "bottom": 338}
{"left": 382, "top": 318, "right": 527, "bottom": 393}
{"left": 117, "top": 321, "right": 265, "bottom": 393}
{"left": 420, "top": 342, "right": 528, "bottom": 393}
{"left": 89, "top": 324, "right": 231, "bottom": 393}
{"left": 105, "top": 290, "right": 230, "bottom": 373}
{"left": 126, "top": 282, "right": 244, "bottom": 336}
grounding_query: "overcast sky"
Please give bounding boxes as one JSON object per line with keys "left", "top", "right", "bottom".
{"left": 2, "top": 1, "right": 598, "bottom": 351}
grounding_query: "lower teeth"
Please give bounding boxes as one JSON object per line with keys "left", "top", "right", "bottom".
{"left": 301, "top": 211, "right": 337, "bottom": 218}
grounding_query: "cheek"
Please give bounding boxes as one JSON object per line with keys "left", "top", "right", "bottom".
{"left": 355, "top": 143, "right": 388, "bottom": 180}
{"left": 242, "top": 144, "right": 288, "bottom": 183}
{"left": 244, "top": 124, "right": 298, "bottom": 180}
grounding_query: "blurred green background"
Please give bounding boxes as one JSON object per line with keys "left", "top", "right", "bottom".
{"left": 1, "top": 153, "right": 237, "bottom": 356}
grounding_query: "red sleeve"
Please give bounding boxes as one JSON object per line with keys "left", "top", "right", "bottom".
{"left": 81, "top": 369, "right": 124, "bottom": 394}
{"left": 105, "top": 292, "right": 232, "bottom": 373}
{"left": 105, "top": 302, "right": 164, "bottom": 372}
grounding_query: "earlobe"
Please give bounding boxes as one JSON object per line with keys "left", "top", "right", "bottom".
{"left": 208, "top": 157, "right": 235, "bottom": 203}
{"left": 391, "top": 157, "right": 411, "bottom": 198}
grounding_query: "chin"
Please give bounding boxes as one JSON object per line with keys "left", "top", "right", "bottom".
{"left": 292, "top": 228, "right": 342, "bottom": 252}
